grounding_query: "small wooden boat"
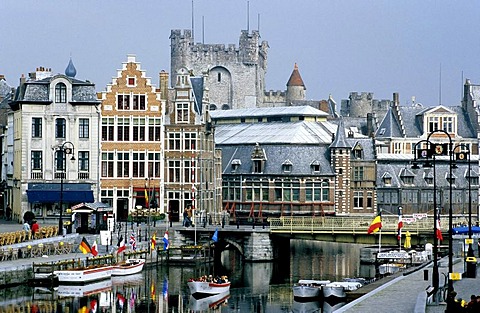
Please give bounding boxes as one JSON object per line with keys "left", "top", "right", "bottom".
{"left": 322, "top": 281, "right": 362, "bottom": 299}
{"left": 188, "top": 276, "right": 230, "bottom": 296}
{"left": 54, "top": 265, "right": 114, "bottom": 284}
{"left": 292, "top": 279, "right": 330, "bottom": 299}
{"left": 112, "top": 259, "right": 145, "bottom": 276}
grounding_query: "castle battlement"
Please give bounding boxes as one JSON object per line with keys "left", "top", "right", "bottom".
{"left": 170, "top": 28, "right": 268, "bottom": 109}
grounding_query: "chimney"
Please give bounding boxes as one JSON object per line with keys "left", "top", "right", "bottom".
{"left": 159, "top": 70, "right": 169, "bottom": 101}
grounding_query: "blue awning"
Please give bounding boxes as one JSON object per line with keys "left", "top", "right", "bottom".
{"left": 452, "top": 226, "right": 480, "bottom": 234}
{"left": 27, "top": 183, "right": 94, "bottom": 204}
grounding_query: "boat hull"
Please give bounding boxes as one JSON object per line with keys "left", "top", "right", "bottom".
{"left": 188, "top": 281, "right": 231, "bottom": 296}
{"left": 292, "top": 279, "right": 330, "bottom": 299}
{"left": 54, "top": 266, "right": 114, "bottom": 284}
{"left": 323, "top": 281, "right": 362, "bottom": 299}
{"left": 112, "top": 259, "right": 145, "bottom": 276}
{"left": 293, "top": 285, "right": 322, "bottom": 298}
{"left": 323, "top": 285, "right": 345, "bottom": 299}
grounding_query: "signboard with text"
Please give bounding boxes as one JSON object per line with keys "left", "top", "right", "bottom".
{"left": 377, "top": 251, "right": 410, "bottom": 259}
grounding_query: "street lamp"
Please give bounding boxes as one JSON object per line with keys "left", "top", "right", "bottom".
{"left": 452, "top": 143, "right": 476, "bottom": 278}
{"left": 412, "top": 139, "right": 440, "bottom": 293}
{"left": 425, "top": 130, "right": 454, "bottom": 293}
{"left": 57, "top": 141, "right": 75, "bottom": 235}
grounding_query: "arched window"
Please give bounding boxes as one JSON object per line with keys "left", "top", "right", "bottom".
{"left": 55, "top": 83, "right": 67, "bottom": 103}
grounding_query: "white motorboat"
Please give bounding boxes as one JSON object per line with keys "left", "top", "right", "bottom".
{"left": 112, "top": 259, "right": 145, "bottom": 276}
{"left": 188, "top": 276, "right": 231, "bottom": 296}
{"left": 189, "top": 291, "right": 230, "bottom": 311}
{"left": 292, "top": 279, "right": 330, "bottom": 299}
{"left": 54, "top": 265, "right": 114, "bottom": 284}
{"left": 322, "top": 281, "right": 362, "bottom": 299}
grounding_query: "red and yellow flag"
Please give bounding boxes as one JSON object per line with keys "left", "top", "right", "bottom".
{"left": 367, "top": 214, "right": 382, "bottom": 234}
{"left": 145, "top": 184, "right": 149, "bottom": 208}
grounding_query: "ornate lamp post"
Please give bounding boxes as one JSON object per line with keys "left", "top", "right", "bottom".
{"left": 425, "top": 130, "right": 454, "bottom": 292}
{"left": 57, "top": 141, "right": 75, "bottom": 235}
{"left": 453, "top": 144, "right": 476, "bottom": 278}
{"left": 412, "top": 139, "right": 439, "bottom": 293}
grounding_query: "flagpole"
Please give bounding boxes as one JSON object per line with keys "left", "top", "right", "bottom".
{"left": 378, "top": 209, "right": 382, "bottom": 253}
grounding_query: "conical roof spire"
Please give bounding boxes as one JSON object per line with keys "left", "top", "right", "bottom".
{"left": 329, "top": 119, "right": 351, "bottom": 149}
{"left": 286, "top": 63, "right": 305, "bottom": 87}
{"left": 65, "top": 58, "right": 77, "bottom": 78}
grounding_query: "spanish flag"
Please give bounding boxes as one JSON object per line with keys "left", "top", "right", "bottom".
{"left": 151, "top": 232, "right": 157, "bottom": 251}
{"left": 367, "top": 214, "right": 382, "bottom": 234}
{"left": 79, "top": 237, "right": 92, "bottom": 254}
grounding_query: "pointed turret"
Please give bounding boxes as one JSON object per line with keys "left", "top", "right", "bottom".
{"left": 286, "top": 63, "right": 306, "bottom": 104}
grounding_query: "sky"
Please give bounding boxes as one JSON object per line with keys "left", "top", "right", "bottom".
{"left": 2, "top": 1, "right": 480, "bottom": 107}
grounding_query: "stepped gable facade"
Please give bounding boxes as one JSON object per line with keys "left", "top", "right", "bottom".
{"left": 98, "top": 54, "right": 165, "bottom": 222}
{"left": 160, "top": 67, "right": 221, "bottom": 222}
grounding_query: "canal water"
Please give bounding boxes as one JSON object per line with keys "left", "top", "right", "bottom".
{"left": 0, "top": 240, "right": 376, "bottom": 312}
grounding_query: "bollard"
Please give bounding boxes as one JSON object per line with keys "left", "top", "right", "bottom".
{"left": 424, "top": 269, "right": 428, "bottom": 281}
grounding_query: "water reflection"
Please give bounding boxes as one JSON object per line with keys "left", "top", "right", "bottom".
{"left": 3, "top": 240, "right": 371, "bottom": 312}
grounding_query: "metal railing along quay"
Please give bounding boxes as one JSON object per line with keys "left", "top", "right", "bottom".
{"left": 267, "top": 216, "right": 466, "bottom": 236}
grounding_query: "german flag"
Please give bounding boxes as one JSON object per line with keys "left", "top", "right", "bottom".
{"left": 79, "top": 237, "right": 92, "bottom": 254}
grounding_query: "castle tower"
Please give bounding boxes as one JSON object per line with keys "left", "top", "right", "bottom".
{"left": 285, "top": 63, "right": 306, "bottom": 105}
{"left": 170, "top": 29, "right": 268, "bottom": 110}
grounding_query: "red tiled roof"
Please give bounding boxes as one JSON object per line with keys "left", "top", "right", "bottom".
{"left": 286, "top": 63, "right": 305, "bottom": 87}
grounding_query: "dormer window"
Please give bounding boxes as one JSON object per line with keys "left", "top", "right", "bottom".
{"left": 231, "top": 159, "right": 241, "bottom": 172}
{"left": 446, "top": 172, "right": 456, "bottom": 185}
{"left": 382, "top": 173, "right": 392, "bottom": 186}
{"left": 311, "top": 160, "right": 321, "bottom": 173}
{"left": 353, "top": 144, "right": 363, "bottom": 159}
{"left": 251, "top": 143, "right": 266, "bottom": 174}
{"left": 400, "top": 169, "right": 415, "bottom": 185}
{"left": 466, "top": 168, "right": 479, "bottom": 186}
{"left": 282, "top": 160, "right": 292, "bottom": 173}
{"left": 424, "top": 171, "right": 434, "bottom": 185}
{"left": 55, "top": 83, "right": 67, "bottom": 103}
{"left": 428, "top": 117, "right": 439, "bottom": 132}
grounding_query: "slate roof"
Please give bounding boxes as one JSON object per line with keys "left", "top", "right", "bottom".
{"left": 190, "top": 76, "right": 204, "bottom": 115}
{"left": 220, "top": 144, "right": 335, "bottom": 176}
{"left": 0, "top": 78, "right": 11, "bottom": 99}
{"left": 13, "top": 74, "right": 98, "bottom": 104}
{"left": 330, "top": 119, "right": 351, "bottom": 149}
{"left": 376, "top": 159, "right": 479, "bottom": 189}
{"left": 375, "top": 105, "right": 476, "bottom": 139}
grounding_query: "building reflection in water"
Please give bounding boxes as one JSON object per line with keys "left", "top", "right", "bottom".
{"left": 2, "top": 240, "right": 370, "bottom": 312}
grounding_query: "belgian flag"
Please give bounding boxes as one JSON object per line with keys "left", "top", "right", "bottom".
{"left": 79, "top": 237, "right": 92, "bottom": 254}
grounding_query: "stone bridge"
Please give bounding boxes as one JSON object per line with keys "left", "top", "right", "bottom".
{"left": 168, "top": 215, "right": 476, "bottom": 261}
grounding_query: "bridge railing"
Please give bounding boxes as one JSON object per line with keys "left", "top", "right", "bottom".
{"left": 268, "top": 216, "right": 453, "bottom": 234}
